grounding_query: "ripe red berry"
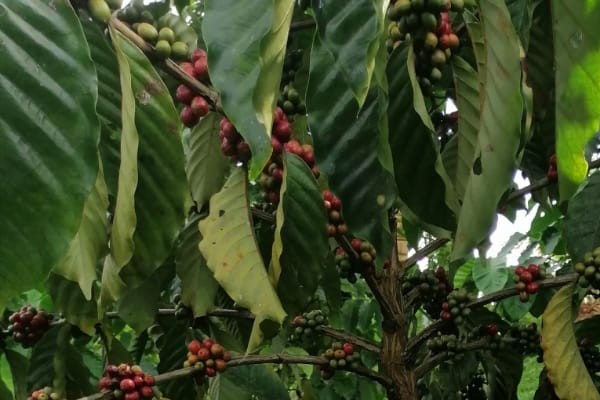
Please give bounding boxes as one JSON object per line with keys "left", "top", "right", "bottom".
{"left": 98, "top": 376, "right": 114, "bottom": 390}
{"left": 526, "top": 282, "right": 539, "bottom": 294}
{"left": 441, "top": 311, "right": 452, "bottom": 321}
{"left": 439, "top": 34, "right": 452, "bottom": 49}
{"left": 271, "top": 167, "right": 283, "bottom": 182}
{"left": 215, "top": 358, "right": 227, "bottom": 372}
{"left": 180, "top": 105, "right": 199, "bottom": 127}
{"left": 140, "top": 386, "right": 154, "bottom": 398}
{"left": 190, "top": 48, "right": 207, "bottom": 63}
{"left": 486, "top": 324, "right": 498, "bottom": 336}
{"left": 274, "top": 120, "right": 292, "bottom": 141}
{"left": 220, "top": 138, "right": 236, "bottom": 157}
{"left": 547, "top": 168, "right": 558, "bottom": 182}
{"left": 236, "top": 140, "right": 251, "bottom": 162}
{"left": 435, "top": 267, "right": 446, "bottom": 279}
{"left": 515, "top": 266, "right": 525, "bottom": 276}
{"left": 124, "top": 392, "right": 140, "bottom": 400}
{"left": 197, "top": 347, "right": 211, "bottom": 361}
{"left": 351, "top": 239, "right": 362, "bottom": 252}
{"left": 550, "top": 154, "right": 557, "bottom": 167}
{"left": 119, "top": 378, "right": 136, "bottom": 392}
{"left": 271, "top": 136, "right": 283, "bottom": 154}
{"left": 179, "top": 62, "right": 195, "bottom": 77}
{"left": 190, "top": 96, "right": 209, "bottom": 117}
{"left": 274, "top": 107, "right": 285, "bottom": 122}
{"left": 193, "top": 58, "right": 209, "bottom": 82}
{"left": 175, "top": 84, "right": 194, "bottom": 104}
{"left": 210, "top": 343, "right": 225, "bottom": 358}
{"left": 143, "top": 375, "right": 155, "bottom": 386}
{"left": 133, "top": 375, "right": 144, "bottom": 387}
{"left": 267, "top": 191, "right": 279, "bottom": 204}
{"left": 330, "top": 197, "right": 342, "bottom": 211}
{"left": 223, "top": 351, "right": 232, "bottom": 362}
{"left": 322, "top": 190, "right": 333, "bottom": 202}
{"left": 188, "top": 340, "right": 202, "bottom": 355}
{"left": 342, "top": 343, "right": 354, "bottom": 355}
{"left": 520, "top": 271, "right": 533, "bottom": 284}
{"left": 527, "top": 264, "right": 540, "bottom": 278}
{"left": 205, "top": 367, "right": 216, "bottom": 377}
{"left": 442, "top": 302, "right": 450, "bottom": 311}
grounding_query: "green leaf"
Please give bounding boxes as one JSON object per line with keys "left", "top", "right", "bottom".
{"left": 186, "top": 113, "right": 230, "bottom": 206}
{"left": 209, "top": 365, "right": 290, "bottom": 400}
{"left": 199, "top": 168, "right": 286, "bottom": 324}
{"left": 482, "top": 350, "right": 524, "bottom": 400}
{"left": 102, "top": 27, "right": 187, "bottom": 304}
{"left": 0, "top": 0, "right": 100, "bottom": 308}
{"left": 176, "top": 214, "right": 219, "bottom": 317}
{"left": 46, "top": 273, "right": 99, "bottom": 336}
{"left": 506, "top": 0, "right": 533, "bottom": 49}
{"left": 312, "top": 0, "right": 380, "bottom": 107}
{"left": 444, "top": 56, "right": 480, "bottom": 201}
{"left": 552, "top": 1, "right": 600, "bottom": 201}
{"left": 52, "top": 163, "right": 108, "bottom": 300}
{"left": 472, "top": 258, "right": 508, "bottom": 295}
{"left": 0, "top": 377, "right": 12, "bottom": 400}
{"left": 564, "top": 172, "right": 600, "bottom": 260}
{"left": 271, "top": 153, "right": 329, "bottom": 315}
{"left": 306, "top": 36, "right": 396, "bottom": 262}
{"left": 203, "top": 0, "right": 288, "bottom": 178}
{"left": 452, "top": 0, "right": 524, "bottom": 260}
{"left": 387, "top": 43, "right": 457, "bottom": 235}
{"left": 541, "top": 284, "right": 600, "bottom": 400}
{"left": 5, "top": 350, "right": 28, "bottom": 400}
{"left": 157, "top": 13, "right": 198, "bottom": 51}
{"left": 27, "top": 325, "right": 70, "bottom": 392}
{"left": 157, "top": 323, "right": 198, "bottom": 400}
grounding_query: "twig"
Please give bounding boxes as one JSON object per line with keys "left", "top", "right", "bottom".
{"left": 317, "top": 326, "right": 381, "bottom": 354}
{"left": 404, "top": 274, "right": 577, "bottom": 360}
{"left": 251, "top": 207, "right": 276, "bottom": 223}
{"left": 401, "top": 238, "right": 450, "bottom": 271}
{"left": 75, "top": 354, "right": 392, "bottom": 399}
{"left": 290, "top": 19, "right": 316, "bottom": 32}
{"left": 108, "top": 17, "right": 223, "bottom": 112}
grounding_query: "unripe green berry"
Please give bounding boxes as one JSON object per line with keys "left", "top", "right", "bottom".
{"left": 155, "top": 40, "right": 171, "bottom": 59}
{"left": 137, "top": 22, "right": 159, "bottom": 43}
{"left": 158, "top": 27, "right": 176, "bottom": 44}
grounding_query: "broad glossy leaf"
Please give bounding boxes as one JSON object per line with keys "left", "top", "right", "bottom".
{"left": 271, "top": 153, "right": 329, "bottom": 315}
{"left": 472, "top": 258, "right": 508, "bottom": 295}
{"left": 209, "top": 365, "right": 290, "bottom": 400}
{"left": 463, "top": 11, "right": 485, "bottom": 90}
{"left": 0, "top": 0, "right": 100, "bottom": 308}
{"left": 452, "top": 0, "right": 523, "bottom": 260}
{"left": 199, "top": 168, "right": 286, "bottom": 324}
{"left": 52, "top": 164, "right": 108, "bottom": 300}
{"left": 176, "top": 214, "right": 219, "bottom": 317}
{"left": 311, "top": 0, "right": 379, "bottom": 106}
{"left": 186, "top": 113, "right": 230, "bottom": 206}
{"left": 0, "top": 378, "right": 12, "bottom": 400}
{"left": 27, "top": 325, "right": 70, "bottom": 392}
{"left": 157, "top": 13, "right": 198, "bottom": 50}
{"left": 387, "top": 43, "right": 457, "bottom": 235}
{"left": 307, "top": 37, "right": 396, "bottom": 262}
{"left": 564, "top": 172, "right": 600, "bottom": 260}
{"left": 482, "top": 350, "right": 524, "bottom": 400}
{"left": 5, "top": 350, "right": 28, "bottom": 400}
{"left": 552, "top": 0, "right": 600, "bottom": 201}
{"left": 203, "top": 0, "right": 292, "bottom": 178}
{"left": 444, "top": 56, "right": 480, "bottom": 200}
{"left": 46, "top": 273, "right": 99, "bottom": 336}
{"left": 541, "top": 284, "right": 600, "bottom": 400}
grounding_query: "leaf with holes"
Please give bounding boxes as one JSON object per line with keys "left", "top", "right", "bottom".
{"left": 307, "top": 36, "right": 396, "bottom": 264}
{"left": 203, "top": 0, "right": 294, "bottom": 178}
{"left": 186, "top": 112, "right": 230, "bottom": 206}
{"left": 271, "top": 153, "right": 329, "bottom": 315}
{"left": 387, "top": 43, "right": 458, "bottom": 236}
{"left": 311, "top": 0, "right": 380, "bottom": 107}
{"left": 564, "top": 172, "right": 600, "bottom": 261}
{"left": 199, "top": 168, "right": 286, "bottom": 324}
{"left": 452, "top": 0, "right": 523, "bottom": 260}
{"left": 541, "top": 284, "right": 600, "bottom": 400}
{"left": 553, "top": 1, "right": 600, "bottom": 201}
{"left": 0, "top": 0, "right": 100, "bottom": 309}
{"left": 176, "top": 214, "right": 219, "bottom": 317}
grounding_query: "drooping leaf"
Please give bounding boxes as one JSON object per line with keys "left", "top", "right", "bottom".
{"left": 552, "top": 0, "right": 600, "bottom": 201}
{"left": 541, "top": 284, "right": 600, "bottom": 400}
{"left": 186, "top": 112, "right": 230, "bottom": 206}
{"left": 157, "top": 13, "right": 198, "bottom": 50}
{"left": 463, "top": 11, "right": 486, "bottom": 92}
{"left": 5, "top": 350, "right": 28, "bottom": 400}
{"left": 52, "top": 163, "right": 108, "bottom": 300}
{"left": 0, "top": 0, "right": 100, "bottom": 308}
{"left": 564, "top": 172, "right": 600, "bottom": 261}
{"left": 203, "top": 0, "right": 294, "bottom": 177}
{"left": 199, "top": 168, "right": 286, "bottom": 324}
{"left": 271, "top": 153, "right": 329, "bottom": 315}
{"left": 452, "top": 0, "right": 524, "bottom": 260}
{"left": 311, "top": 0, "right": 380, "bottom": 107}
{"left": 307, "top": 36, "right": 396, "bottom": 262}
{"left": 387, "top": 43, "right": 458, "bottom": 235}
{"left": 175, "top": 214, "right": 219, "bottom": 317}
{"left": 27, "top": 325, "right": 71, "bottom": 393}
{"left": 209, "top": 365, "right": 290, "bottom": 400}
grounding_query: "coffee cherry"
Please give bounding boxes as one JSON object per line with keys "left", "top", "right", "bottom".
{"left": 154, "top": 40, "right": 171, "bottom": 59}
{"left": 190, "top": 96, "right": 209, "bottom": 117}
{"left": 89, "top": 0, "right": 111, "bottom": 22}
{"left": 180, "top": 106, "right": 199, "bottom": 127}
{"left": 171, "top": 41, "right": 190, "bottom": 60}
{"left": 158, "top": 27, "right": 175, "bottom": 44}
{"left": 137, "top": 23, "right": 158, "bottom": 43}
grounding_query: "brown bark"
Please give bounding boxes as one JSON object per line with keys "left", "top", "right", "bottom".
{"left": 379, "top": 215, "right": 418, "bottom": 400}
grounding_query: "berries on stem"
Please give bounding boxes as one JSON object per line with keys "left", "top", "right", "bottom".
{"left": 98, "top": 363, "right": 155, "bottom": 399}
{"left": 8, "top": 306, "right": 53, "bottom": 347}
{"left": 513, "top": 263, "right": 546, "bottom": 302}
{"left": 28, "top": 386, "right": 66, "bottom": 400}
{"left": 440, "top": 288, "right": 474, "bottom": 324}
{"left": 290, "top": 309, "right": 328, "bottom": 343}
{"left": 183, "top": 338, "right": 230, "bottom": 385}
{"left": 319, "top": 342, "right": 361, "bottom": 380}
{"left": 574, "top": 246, "right": 600, "bottom": 289}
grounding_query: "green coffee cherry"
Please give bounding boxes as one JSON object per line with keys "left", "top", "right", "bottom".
{"left": 158, "top": 27, "right": 176, "bottom": 44}
{"left": 137, "top": 22, "right": 159, "bottom": 43}
{"left": 171, "top": 41, "right": 190, "bottom": 60}
{"left": 155, "top": 40, "right": 171, "bottom": 59}
{"left": 89, "top": 0, "right": 111, "bottom": 23}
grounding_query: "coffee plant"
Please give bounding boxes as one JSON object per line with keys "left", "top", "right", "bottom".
{"left": 1, "top": 0, "right": 600, "bottom": 399}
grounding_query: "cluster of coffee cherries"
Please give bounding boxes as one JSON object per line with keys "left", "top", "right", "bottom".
{"left": 319, "top": 342, "right": 360, "bottom": 380}
{"left": 113, "top": 3, "right": 190, "bottom": 61}
{"left": 506, "top": 323, "right": 541, "bottom": 358}
{"left": 574, "top": 247, "right": 600, "bottom": 289}
{"left": 400, "top": 266, "right": 452, "bottom": 317}
{"left": 278, "top": 83, "right": 306, "bottom": 120}
{"left": 98, "top": 363, "right": 155, "bottom": 400}
{"left": 8, "top": 306, "right": 54, "bottom": 347}
{"left": 513, "top": 264, "right": 546, "bottom": 302}
{"left": 440, "top": 288, "right": 474, "bottom": 324}
{"left": 579, "top": 338, "right": 600, "bottom": 374}
{"left": 547, "top": 154, "right": 558, "bottom": 182}
{"left": 291, "top": 310, "right": 327, "bottom": 342}
{"left": 350, "top": 239, "right": 377, "bottom": 271}
{"left": 466, "top": 324, "right": 504, "bottom": 351}
{"left": 323, "top": 190, "right": 347, "bottom": 237}
{"left": 426, "top": 333, "right": 464, "bottom": 356}
{"left": 387, "top": 0, "right": 465, "bottom": 91}
{"left": 28, "top": 386, "right": 66, "bottom": 400}
{"left": 334, "top": 247, "right": 361, "bottom": 283}
{"left": 183, "top": 338, "right": 230, "bottom": 384}
{"left": 459, "top": 372, "right": 487, "bottom": 400}
{"left": 175, "top": 49, "right": 212, "bottom": 127}
{"left": 281, "top": 48, "right": 304, "bottom": 87}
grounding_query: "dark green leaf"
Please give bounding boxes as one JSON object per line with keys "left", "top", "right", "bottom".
{"left": 472, "top": 258, "right": 508, "bottom": 295}
{"left": 210, "top": 365, "right": 290, "bottom": 400}
{"left": 5, "top": 350, "right": 28, "bottom": 400}
{"left": 564, "top": 172, "right": 600, "bottom": 261}
{"left": 482, "top": 350, "right": 524, "bottom": 400}
{"left": 0, "top": 0, "right": 100, "bottom": 308}
{"left": 157, "top": 323, "right": 197, "bottom": 400}
{"left": 506, "top": 0, "right": 533, "bottom": 49}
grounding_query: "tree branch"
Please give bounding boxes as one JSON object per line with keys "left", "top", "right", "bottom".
{"left": 317, "top": 326, "right": 381, "bottom": 354}
{"left": 404, "top": 274, "right": 577, "bottom": 360}
{"left": 75, "top": 354, "right": 392, "bottom": 399}
{"left": 401, "top": 238, "right": 449, "bottom": 272}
